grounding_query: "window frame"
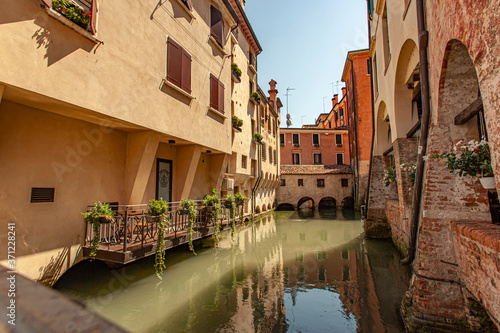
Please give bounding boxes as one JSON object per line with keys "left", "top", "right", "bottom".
{"left": 209, "top": 73, "right": 225, "bottom": 114}
{"left": 336, "top": 134, "right": 343, "bottom": 146}
{"left": 312, "top": 133, "right": 320, "bottom": 145}
{"left": 280, "top": 179, "right": 286, "bottom": 186}
{"left": 292, "top": 153, "right": 301, "bottom": 165}
{"left": 280, "top": 133, "right": 285, "bottom": 146}
{"left": 167, "top": 37, "right": 192, "bottom": 95}
{"left": 298, "top": 179, "right": 304, "bottom": 187}
{"left": 210, "top": 5, "right": 224, "bottom": 48}
{"left": 341, "top": 178, "right": 349, "bottom": 188}
{"left": 317, "top": 179, "right": 325, "bottom": 188}
{"left": 292, "top": 133, "right": 300, "bottom": 146}
{"left": 313, "top": 153, "right": 322, "bottom": 165}
{"left": 336, "top": 153, "right": 344, "bottom": 165}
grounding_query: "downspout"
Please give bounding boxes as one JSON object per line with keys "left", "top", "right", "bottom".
{"left": 402, "top": 0, "right": 431, "bottom": 265}
{"left": 365, "top": 12, "right": 376, "bottom": 219}
{"left": 252, "top": 105, "right": 263, "bottom": 215}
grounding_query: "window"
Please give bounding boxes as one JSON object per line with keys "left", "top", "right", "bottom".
{"left": 210, "top": 5, "right": 224, "bottom": 47}
{"left": 336, "top": 134, "right": 343, "bottom": 146}
{"left": 329, "top": 121, "right": 332, "bottom": 129}
{"left": 367, "top": 59, "right": 372, "bottom": 75}
{"left": 280, "top": 179, "right": 286, "bottom": 186}
{"left": 210, "top": 73, "right": 224, "bottom": 113}
{"left": 367, "top": 0, "right": 374, "bottom": 19}
{"left": 341, "top": 178, "right": 348, "bottom": 187}
{"left": 280, "top": 133, "right": 285, "bottom": 146}
{"left": 242, "top": 155, "right": 247, "bottom": 169}
{"left": 312, "top": 133, "right": 319, "bottom": 145}
{"left": 292, "top": 133, "right": 300, "bottom": 146}
{"left": 181, "top": 0, "right": 193, "bottom": 10}
{"left": 43, "top": 0, "right": 98, "bottom": 36}
{"left": 382, "top": 5, "right": 391, "bottom": 69}
{"left": 167, "top": 38, "right": 192, "bottom": 94}
{"left": 262, "top": 142, "right": 267, "bottom": 161}
{"left": 337, "top": 153, "right": 344, "bottom": 165}
{"left": 249, "top": 80, "right": 254, "bottom": 97}
{"left": 249, "top": 52, "right": 257, "bottom": 69}
{"left": 335, "top": 112, "right": 339, "bottom": 122}
{"left": 274, "top": 150, "right": 277, "bottom": 165}
{"left": 269, "top": 147, "right": 273, "bottom": 164}
{"left": 317, "top": 179, "right": 325, "bottom": 188}
{"left": 313, "top": 153, "right": 322, "bottom": 165}
{"left": 298, "top": 179, "right": 304, "bottom": 186}
{"left": 339, "top": 108, "right": 344, "bottom": 117}
{"left": 373, "top": 54, "right": 379, "bottom": 95}
{"left": 292, "top": 153, "right": 300, "bottom": 165}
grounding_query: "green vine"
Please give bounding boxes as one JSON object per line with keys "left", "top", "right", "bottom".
{"left": 224, "top": 194, "right": 237, "bottom": 240}
{"left": 203, "top": 189, "right": 220, "bottom": 248}
{"left": 148, "top": 198, "right": 169, "bottom": 279}
{"left": 181, "top": 199, "right": 198, "bottom": 255}
{"left": 235, "top": 193, "right": 247, "bottom": 224}
{"left": 82, "top": 201, "right": 113, "bottom": 260}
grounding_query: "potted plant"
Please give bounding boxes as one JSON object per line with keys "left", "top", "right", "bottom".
{"left": 147, "top": 198, "right": 169, "bottom": 279}
{"left": 232, "top": 115, "right": 243, "bottom": 131}
{"left": 253, "top": 132, "right": 263, "bottom": 143}
{"left": 250, "top": 92, "right": 261, "bottom": 104}
{"left": 429, "top": 139, "right": 494, "bottom": 189}
{"left": 235, "top": 192, "right": 247, "bottom": 223}
{"left": 400, "top": 163, "right": 417, "bottom": 187}
{"left": 202, "top": 189, "right": 221, "bottom": 247}
{"left": 314, "top": 144, "right": 320, "bottom": 148}
{"left": 231, "top": 63, "right": 242, "bottom": 81}
{"left": 53, "top": 0, "right": 93, "bottom": 31}
{"left": 82, "top": 201, "right": 114, "bottom": 260}
{"left": 382, "top": 166, "right": 397, "bottom": 187}
{"left": 181, "top": 199, "right": 198, "bottom": 255}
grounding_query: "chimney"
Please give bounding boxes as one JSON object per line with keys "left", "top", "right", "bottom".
{"left": 342, "top": 87, "right": 347, "bottom": 98}
{"left": 332, "top": 94, "right": 338, "bottom": 108}
{"left": 268, "top": 79, "right": 278, "bottom": 107}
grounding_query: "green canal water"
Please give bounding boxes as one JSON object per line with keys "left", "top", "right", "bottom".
{"left": 55, "top": 210, "right": 411, "bottom": 332}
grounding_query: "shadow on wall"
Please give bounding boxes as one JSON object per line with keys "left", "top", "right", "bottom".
{"left": 37, "top": 246, "right": 82, "bottom": 286}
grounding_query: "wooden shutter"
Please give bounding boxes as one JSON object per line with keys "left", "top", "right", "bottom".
{"left": 210, "top": 6, "right": 223, "bottom": 46}
{"left": 90, "top": 0, "right": 97, "bottom": 35}
{"left": 218, "top": 80, "right": 225, "bottom": 113}
{"left": 186, "top": 0, "right": 193, "bottom": 10}
{"left": 41, "top": 0, "right": 52, "bottom": 8}
{"left": 210, "top": 74, "right": 218, "bottom": 110}
{"left": 167, "top": 38, "right": 182, "bottom": 88}
{"left": 181, "top": 49, "right": 192, "bottom": 94}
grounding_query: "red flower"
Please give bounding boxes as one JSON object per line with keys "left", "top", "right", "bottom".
{"left": 61, "top": 9, "right": 66, "bottom": 11}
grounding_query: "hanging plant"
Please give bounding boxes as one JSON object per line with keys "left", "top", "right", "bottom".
{"left": 203, "top": 189, "right": 221, "bottom": 248}
{"left": 234, "top": 192, "right": 247, "bottom": 224}
{"left": 147, "top": 198, "right": 169, "bottom": 279}
{"left": 181, "top": 199, "right": 198, "bottom": 255}
{"left": 82, "top": 201, "right": 114, "bottom": 260}
{"left": 224, "top": 194, "right": 237, "bottom": 240}
{"left": 382, "top": 165, "right": 397, "bottom": 187}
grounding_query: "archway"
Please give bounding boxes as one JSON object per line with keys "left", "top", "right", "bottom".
{"left": 374, "top": 101, "right": 391, "bottom": 155}
{"left": 393, "top": 39, "right": 420, "bottom": 138}
{"left": 267, "top": 203, "right": 272, "bottom": 210}
{"left": 297, "top": 197, "right": 314, "bottom": 209}
{"left": 318, "top": 197, "right": 337, "bottom": 209}
{"left": 341, "top": 196, "right": 355, "bottom": 209}
{"left": 262, "top": 204, "right": 267, "bottom": 212}
{"left": 255, "top": 206, "right": 261, "bottom": 214}
{"left": 276, "top": 203, "right": 295, "bottom": 211}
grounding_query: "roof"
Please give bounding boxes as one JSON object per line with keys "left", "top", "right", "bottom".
{"left": 229, "top": 0, "right": 263, "bottom": 55}
{"left": 280, "top": 165, "right": 353, "bottom": 175}
{"left": 341, "top": 48, "right": 369, "bottom": 82}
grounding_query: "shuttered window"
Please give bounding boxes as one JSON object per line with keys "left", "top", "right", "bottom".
{"left": 167, "top": 38, "right": 192, "bottom": 94}
{"left": 313, "top": 134, "right": 319, "bottom": 145}
{"left": 336, "top": 134, "right": 343, "bottom": 145}
{"left": 181, "top": 0, "right": 193, "bottom": 10}
{"left": 210, "top": 74, "right": 225, "bottom": 113}
{"left": 210, "top": 6, "right": 224, "bottom": 47}
{"left": 292, "top": 133, "right": 299, "bottom": 145}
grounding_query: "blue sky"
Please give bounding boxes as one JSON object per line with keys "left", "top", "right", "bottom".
{"left": 245, "top": 0, "right": 369, "bottom": 127}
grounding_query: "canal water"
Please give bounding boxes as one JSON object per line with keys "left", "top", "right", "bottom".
{"left": 55, "top": 210, "right": 411, "bottom": 333}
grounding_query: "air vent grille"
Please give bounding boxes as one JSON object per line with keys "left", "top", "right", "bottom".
{"left": 31, "top": 188, "right": 55, "bottom": 203}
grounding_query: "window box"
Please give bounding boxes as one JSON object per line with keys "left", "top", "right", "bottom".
{"left": 232, "top": 71, "right": 241, "bottom": 83}
{"left": 43, "top": 0, "right": 100, "bottom": 44}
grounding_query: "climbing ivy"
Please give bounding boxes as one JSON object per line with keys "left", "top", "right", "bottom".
{"left": 147, "top": 198, "right": 169, "bottom": 279}
{"left": 181, "top": 199, "right": 198, "bottom": 255}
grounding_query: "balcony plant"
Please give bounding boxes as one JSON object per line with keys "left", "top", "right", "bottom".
{"left": 224, "top": 194, "right": 237, "bottom": 240}
{"left": 231, "top": 63, "right": 242, "bottom": 78}
{"left": 382, "top": 166, "right": 397, "bottom": 187}
{"left": 203, "top": 189, "right": 221, "bottom": 248}
{"left": 52, "top": 0, "right": 92, "bottom": 31}
{"left": 234, "top": 192, "right": 247, "bottom": 223}
{"left": 429, "top": 139, "right": 494, "bottom": 189}
{"left": 253, "top": 132, "right": 263, "bottom": 143}
{"left": 181, "top": 199, "right": 197, "bottom": 255}
{"left": 232, "top": 115, "right": 243, "bottom": 130}
{"left": 82, "top": 201, "right": 114, "bottom": 260}
{"left": 147, "top": 198, "right": 169, "bottom": 279}
{"left": 250, "top": 92, "right": 261, "bottom": 104}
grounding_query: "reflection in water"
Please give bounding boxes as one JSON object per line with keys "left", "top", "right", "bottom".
{"left": 55, "top": 210, "right": 410, "bottom": 333}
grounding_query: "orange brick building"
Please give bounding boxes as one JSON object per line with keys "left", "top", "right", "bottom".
{"left": 342, "top": 49, "right": 373, "bottom": 205}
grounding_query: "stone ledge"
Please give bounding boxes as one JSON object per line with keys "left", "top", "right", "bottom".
{"left": 451, "top": 221, "right": 500, "bottom": 252}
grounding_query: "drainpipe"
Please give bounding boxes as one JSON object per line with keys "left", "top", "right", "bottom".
{"left": 252, "top": 106, "right": 263, "bottom": 214}
{"left": 402, "top": 0, "right": 431, "bottom": 265}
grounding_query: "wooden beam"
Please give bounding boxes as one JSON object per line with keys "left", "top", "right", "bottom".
{"left": 454, "top": 97, "right": 483, "bottom": 125}
{"left": 383, "top": 146, "right": 394, "bottom": 156}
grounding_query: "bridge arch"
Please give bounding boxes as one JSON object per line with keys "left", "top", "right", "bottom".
{"left": 297, "top": 197, "right": 314, "bottom": 209}
{"left": 341, "top": 196, "right": 355, "bottom": 209}
{"left": 318, "top": 197, "right": 337, "bottom": 209}
{"left": 276, "top": 203, "right": 295, "bottom": 211}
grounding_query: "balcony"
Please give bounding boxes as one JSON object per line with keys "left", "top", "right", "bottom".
{"left": 82, "top": 201, "right": 245, "bottom": 264}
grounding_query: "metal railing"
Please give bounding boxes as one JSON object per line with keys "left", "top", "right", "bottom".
{"left": 84, "top": 201, "right": 243, "bottom": 253}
